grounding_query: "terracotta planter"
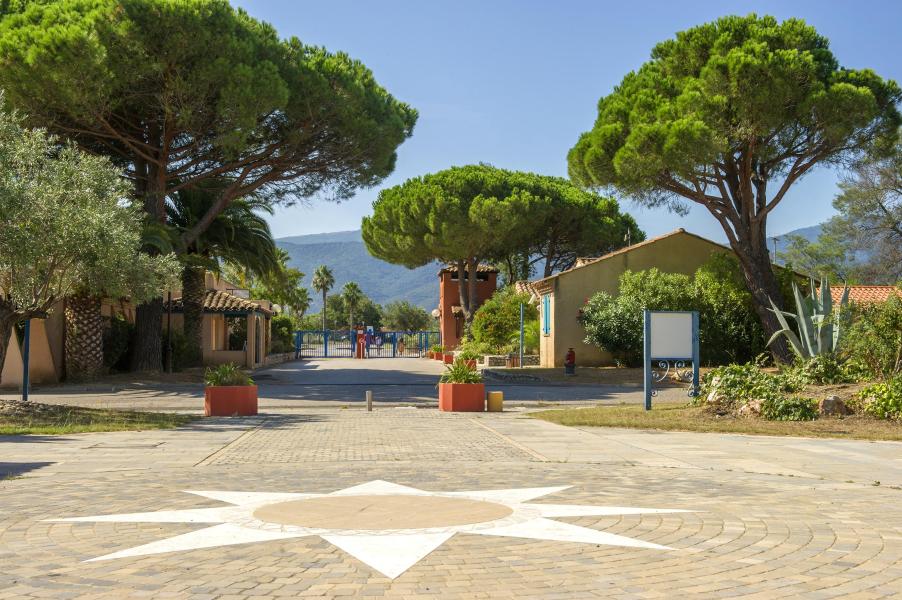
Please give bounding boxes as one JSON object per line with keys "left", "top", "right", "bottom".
{"left": 204, "top": 385, "right": 258, "bottom": 416}
{"left": 438, "top": 383, "right": 485, "bottom": 412}
{"left": 464, "top": 359, "right": 477, "bottom": 370}
{"left": 443, "top": 353, "right": 454, "bottom": 364}
{"left": 433, "top": 352, "right": 444, "bottom": 361}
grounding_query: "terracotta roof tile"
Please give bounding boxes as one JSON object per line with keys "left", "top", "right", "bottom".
{"left": 166, "top": 290, "right": 272, "bottom": 315}
{"left": 823, "top": 285, "right": 900, "bottom": 305}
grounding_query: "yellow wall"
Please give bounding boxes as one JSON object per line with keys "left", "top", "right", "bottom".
{"left": 539, "top": 232, "right": 731, "bottom": 367}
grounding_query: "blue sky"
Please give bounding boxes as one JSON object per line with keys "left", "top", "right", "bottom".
{"left": 234, "top": 0, "right": 902, "bottom": 243}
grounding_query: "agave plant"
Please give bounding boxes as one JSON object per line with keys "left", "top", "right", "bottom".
{"left": 768, "top": 277, "right": 850, "bottom": 359}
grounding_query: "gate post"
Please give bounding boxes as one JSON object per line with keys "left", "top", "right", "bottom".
{"left": 323, "top": 330, "right": 329, "bottom": 358}
{"left": 392, "top": 333, "right": 397, "bottom": 358}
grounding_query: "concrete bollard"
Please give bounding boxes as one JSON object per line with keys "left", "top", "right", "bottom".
{"left": 366, "top": 390, "right": 373, "bottom": 412}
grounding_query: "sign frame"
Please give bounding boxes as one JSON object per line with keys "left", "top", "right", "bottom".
{"left": 643, "top": 310, "right": 700, "bottom": 411}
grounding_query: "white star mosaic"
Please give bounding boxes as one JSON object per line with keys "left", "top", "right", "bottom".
{"left": 48, "top": 480, "right": 689, "bottom": 579}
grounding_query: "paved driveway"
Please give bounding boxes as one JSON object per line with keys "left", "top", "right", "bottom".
{"left": 2, "top": 408, "right": 901, "bottom": 598}
{"left": 2, "top": 358, "right": 685, "bottom": 411}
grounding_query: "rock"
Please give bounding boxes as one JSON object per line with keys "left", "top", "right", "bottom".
{"left": 819, "top": 395, "right": 848, "bottom": 416}
{"left": 738, "top": 399, "right": 763, "bottom": 418}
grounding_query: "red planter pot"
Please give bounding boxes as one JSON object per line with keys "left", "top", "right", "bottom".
{"left": 433, "top": 352, "right": 444, "bottom": 361}
{"left": 438, "top": 383, "right": 485, "bottom": 412}
{"left": 464, "top": 359, "right": 477, "bottom": 370}
{"left": 204, "top": 385, "right": 258, "bottom": 416}
{"left": 443, "top": 353, "right": 454, "bottom": 364}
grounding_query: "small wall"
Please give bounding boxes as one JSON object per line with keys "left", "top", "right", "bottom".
{"left": 264, "top": 352, "right": 295, "bottom": 366}
{"left": 0, "top": 321, "right": 59, "bottom": 389}
{"left": 207, "top": 350, "right": 248, "bottom": 367}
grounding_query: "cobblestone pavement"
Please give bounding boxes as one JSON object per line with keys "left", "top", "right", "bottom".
{"left": 2, "top": 358, "right": 687, "bottom": 411}
{"left": 2, "top": 408, "right": 902, "bottom": 598}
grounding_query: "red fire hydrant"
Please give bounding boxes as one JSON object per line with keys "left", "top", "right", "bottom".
{"left": 564, "top": 347, "right": 576, "bottom": 375}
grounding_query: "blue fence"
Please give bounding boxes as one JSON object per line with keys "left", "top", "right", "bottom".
{"left": 294, "top": 330, "right": 440, "bottom": 358}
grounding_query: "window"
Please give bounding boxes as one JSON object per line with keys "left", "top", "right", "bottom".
{"left": 542, "top": 295, "right": 551, "bottom": 335}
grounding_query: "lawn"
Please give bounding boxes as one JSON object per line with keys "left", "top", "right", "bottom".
{"left": 532, "top": 401, "right": 902, "bottom": 441}
{"left": 0, "top": 399, "right": 196, "bottom": 435}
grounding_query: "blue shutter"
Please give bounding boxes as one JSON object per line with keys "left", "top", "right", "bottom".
{"left": 542, "top": 295, "right": 551, "bottom": 335}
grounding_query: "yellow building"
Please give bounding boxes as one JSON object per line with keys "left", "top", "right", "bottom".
{"left": 530, "top": 229, "right": 742, "bottom": 367}
{"left": 1, "top": 273, "right": 275, "bottom": 388}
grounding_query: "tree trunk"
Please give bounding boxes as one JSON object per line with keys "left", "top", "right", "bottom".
{"left": 180, "top": 265, "right": 206, "bottom": 367}
{"left": 0, "top": 308, "right": 15, "bottom": 387}
{"left": 466, "top": 257, "right": 480, "bottom": 322}
{"left": 456, "top": 259, "right": 470, "bottom": 320}
{"left": 131, "top": 160, "right": 166, "bottom": 372}
{"left": 731, "top": 238, "right": 794, "bottom": 363}
{"left": 321, "top": 291, "right": 327, "bottom": 331}
{"left": 64, "top": 293, "right": 105, "bottom": 381}
{"left": 131, "top": 298, "right": 163, "bottom": 372}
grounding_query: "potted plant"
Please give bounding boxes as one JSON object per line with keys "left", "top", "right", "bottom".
{"left": 204, "top": 363, "right": 258, "bottom": 416}
{"left": 438, "top": 358, "right": 485, "bottom": 412}
{"left": 431, "top": 345, "right": 445, "bottom": 361}
{"left": 443, "top": 350, "right": 455, "bottom": 364}
{"left": 458, "top": 348, "right": 481, "bottom": 370}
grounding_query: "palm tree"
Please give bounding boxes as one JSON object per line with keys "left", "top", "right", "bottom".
{"left": 311, "top": 265, "right": 334, "bottom": 331}
{"left": 342, "top": 281, "right": 364, "bottom": 330}
{"left": 167, "top": 181, "right": 280, "bottom": 365}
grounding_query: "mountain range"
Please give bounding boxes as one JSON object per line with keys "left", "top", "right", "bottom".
{"left": 276, "top": 223, "right": 837, "bottom": 313}
{"left": 276, "top": 230, "right": 438, "bottom": 312}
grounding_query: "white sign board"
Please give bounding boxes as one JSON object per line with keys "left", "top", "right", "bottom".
{"left": 649, "top": 312, "right": 693, "bottom": 359}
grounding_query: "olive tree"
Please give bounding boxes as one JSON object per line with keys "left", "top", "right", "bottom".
{"left": 0, "top": 107, "right": 177, "bottom": 383}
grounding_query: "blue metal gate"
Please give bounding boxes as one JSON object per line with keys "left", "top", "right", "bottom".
{"left": 294, "top": 330, "right": 439, "bottom": 358}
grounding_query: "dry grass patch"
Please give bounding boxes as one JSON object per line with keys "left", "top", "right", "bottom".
{"left": 532, "top": 401, "right": 902, "bottom": 441}
{"left": 0, "top": 399, "right": 196, "bottom": 435}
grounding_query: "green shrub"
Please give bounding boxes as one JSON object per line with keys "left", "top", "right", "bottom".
{"left": 580, "top": 255, "right": 766, "bottom": 367}
{"left": 270, "top": 314, "right": 295, "bottom": 354}
{"left": 857, "top": 375, "right": 902, "bottom": 420}
{"left": 169, "top": 328, "right": 201, "bottom": 371}
{"left": 699, "top": 363, "right": 783, "bottom": 412}
{"left": 430, "top": 344, "right": 445, "bottom": 353}
{"left": 790, "top": 353, "right": 859, "bottom": 385}
{"left": 760, "top": 396, "right": 819, "bottom": 421}
{"left": 843, "top": 293, "right": 902, "bottom": 380}
{"left": 458, "top": 338, "right": 493, "bottom": 356}
{"left": 457, "top": 348, "right": 482, "bottom": 361}
{"left": 439, "top": 358, "right": 483, "bottom": 384}
{"left": 103, "top": 315, "right": 134, "bottom": 372}
{"left": 205, "top": 363, "right": 254, "bottom": 386}
{"left": 471, "top": 287, "right": 537, "bottom": 352}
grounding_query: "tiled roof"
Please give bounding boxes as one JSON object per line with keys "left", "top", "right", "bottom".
{"left": 530, "top": 228, "right": 811, "bottom": 286}
{"left": 513, "top": 280, "right": 541, "bottom": 302}
{"left": 439, "top": 263, "right": 499, "bottom": 274}
{"left": 824, "top": 285, "right": 900, "bottom": 305}
{"left": 166, "top": 290, "right": 273, "bottom": 315}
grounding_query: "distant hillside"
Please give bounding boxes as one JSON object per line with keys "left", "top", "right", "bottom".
{"left": 771, "top": 224, "right": 823, "bottom": 262}
{"left": 276, "top": 230, "right": 438, "bottom": 312}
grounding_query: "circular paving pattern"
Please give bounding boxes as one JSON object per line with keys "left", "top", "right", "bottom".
{"left": 3, "top": 460, "right": 902, "bottom": 598}
{"left": 253, "top": 494, "right": 514, "bottom": 530}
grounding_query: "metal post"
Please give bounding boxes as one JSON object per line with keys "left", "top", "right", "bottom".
{"left": 366, "top": 390, "right": 373, "bottom": 412}
{"left": 643, "top": 310, "right": 651, "bottom": 411}
{"left": 22, "top": 319, "right": 30, "bottom": 402}
{"left": 166, "top": 290, "right": 173, "bottom": 373}
{"left": 691, "top": 311, "right": 700, "bottom": 396}
{"left": 518, "top": 303, "right": 524, "bottom": 369}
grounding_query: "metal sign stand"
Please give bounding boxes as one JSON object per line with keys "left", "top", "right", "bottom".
{"left": 643, "top": 310, "right": 700, "bottom": 411}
